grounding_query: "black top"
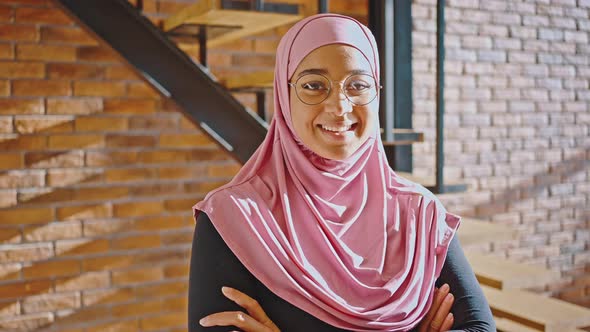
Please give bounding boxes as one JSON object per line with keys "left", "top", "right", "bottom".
{"left": 189, "top": 213, "right": 495, "bottom": 332}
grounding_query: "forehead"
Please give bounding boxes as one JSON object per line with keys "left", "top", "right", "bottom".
{"left": 293, "top": 44, "right": 373, "bottom": 78}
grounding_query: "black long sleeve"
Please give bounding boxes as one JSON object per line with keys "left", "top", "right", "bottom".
{"left": 188, "top": 213, "right": 495, "bottom": 331}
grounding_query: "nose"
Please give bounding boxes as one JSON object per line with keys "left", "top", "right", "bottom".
{"left": 325, "top": 86, "right": 353, "bottom": 116}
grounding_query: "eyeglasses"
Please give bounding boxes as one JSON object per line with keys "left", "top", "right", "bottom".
{"left": 288, "top": 73, "right": 381, "bottom": 106}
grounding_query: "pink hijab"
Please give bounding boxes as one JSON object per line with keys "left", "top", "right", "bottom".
{"left": 194, "top": 14, "right": 461, "bottom": 331}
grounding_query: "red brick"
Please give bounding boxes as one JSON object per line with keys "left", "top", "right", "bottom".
{"left": 40, "top": 26, "right": 97, "bottom": 45}
{"left": 87, "top": 320, "right": 139, "bottom": 332}
{"left": 0, "top": 99, "right": 42, "bottom": 116}
{"left": 75, "top": 186, "right": 128, "bottom": 202}
{"left": 0, "top": 134, "right": 47, "bottom": 151}
{"left": 161, "top": 231, "right": 192, "bottom": 246}
{"left": 15, "top": 7, "right": 71, "bottom": 24}
{"left": 55, "top": 271, "right": 110, "bottom": 292}
{"left": 0, "top": 43, "right": 13, "bottom": 59}
{"left": 47, "top": 98, "right": 102, "bottom": 115}
{"left": 0, "top": 5, "right": 12, "bottom": 22}
{"left": 0, "top": 24, "right": 38, "bottom": 41}
{"left": 105, "top": 167, "right": 155, "bottom": 183}
{"left": 74, "top": 81, "right": 125, "bottom": 97}
{"left": 0, "top": 242, "right": 53, "bottom": 263}
{"left": 85, "top": 151, "right": 138, "bottom": 167}
{"left": 47, "top": 63, "right": 105, "bottom": 80}
{"left": 47, "top": 168, "right": 102, "bottom": 187}
{"left": 140, "top": 312, "right": 185, "bottom": 331}
{"left": 105, "top": 65, "right": 138, "bottom": 80}
{"left": 74, "top": 115, "right": 127, "bottom": 131}
{"left": 106, "top": 134, "right": 157, "bottom": 148}
{"left": 22, "top": 292, "right": 81, "bottom": 314}
{"left": 114, "top": 201, "right": 164, "bottom": 218}
{"left": 158, "top": 133, "right": 212, "bottom": 147}
{"left": 126, "top": 82, "right": 160, "bottom": 98}
{"left": 0, "top": 263, "right": 21, "bottom": 281}
{"left": 129, "top": 115, "right": 178, "bottom": 130}
{"left": 12, "top": 80, "right": 71, "bottom": 97}
{"left": 55, "top": 239, "right": 110, "bottom": 257}
{"left": 82, "top": 220, "right": 130, "bottom": 238}
{"left": 76, "top": 46, "right": 118, "bottom": 62}
{"left": 14, "top": 115, "right": 73, "bottom": 134}
{"left": 111, "top": 234, "right": 161, "bottom": 250}
{"left": 0, "top": 312, "right": 54, "bottom": 331}
{"left": 0, "top": 61, "right": 44, "bottom": 79}
{"left": 22, "top": 258, "right": 81, "bottom": 279}
{"left": 0, "top": 152, "right": 22, "bottom": 170}
{"left": 48, "top": 134, "right": 104, "bottom": 149}
{"left": 25, "top": 150, "right": 83, "bottom": 169}
{"left": 103, "top": 99, "right": 157, "bottom": 114}
{"left": 133, "top": 215, "right": 189, "bottom": 231}
{"left": 0, "top": 116, "right": 11, "bottom": 133}
{"left": 56, "top": 203, "right": 111, "bottom": 221}
{"left": 17, "top": 43, "right": 77, "bottom": 62}
{"left": 112, "top": 267, "right": 163, "bottom": 286}
{"left": 0, "top": 279, "right": 52, "bottom": 300}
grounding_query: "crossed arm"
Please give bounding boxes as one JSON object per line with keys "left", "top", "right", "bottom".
{"left": 188, "top": 213, "right": 495, "bottom": 332}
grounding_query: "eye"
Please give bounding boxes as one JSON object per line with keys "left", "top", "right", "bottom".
{"left": 346, "top": 80, "right": 371, "bottom": 92}
{"left": 301, "top": 81, "right": 328, "bottom": 91}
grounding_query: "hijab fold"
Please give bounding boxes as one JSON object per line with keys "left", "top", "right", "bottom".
{"left": 194, "top": 14, "right": 461, "bottom": 331}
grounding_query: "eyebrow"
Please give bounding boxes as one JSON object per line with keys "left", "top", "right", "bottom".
{"left": 296, "top": 68, "right": 372, "bottom": 78}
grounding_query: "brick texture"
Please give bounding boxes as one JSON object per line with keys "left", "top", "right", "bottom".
{"left": 0, "top": 0, "right": 588, "bottom": 331}
{"left": 412, "top": 0, "right": 590, "bottom": 308}
{"left": 0, "top": 1, "right": 234, "bottom": 331}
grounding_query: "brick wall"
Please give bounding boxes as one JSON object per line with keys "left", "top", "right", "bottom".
{"left": 411, "top": 0, "right": 590, "bottom": 306}
{"left": 0, "top": 0, "right": 239, "bottom": 330}
{"left": 0, "top": 0, "right": 589, "bottom": 330}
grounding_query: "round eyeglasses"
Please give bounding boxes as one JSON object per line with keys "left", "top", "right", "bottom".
{"left": 288, "top": 73, "right": 381, "bottom": 106}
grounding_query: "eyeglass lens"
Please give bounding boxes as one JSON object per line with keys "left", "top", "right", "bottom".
{"left": 293, "top": 74, "right": 378, "bottom": 106}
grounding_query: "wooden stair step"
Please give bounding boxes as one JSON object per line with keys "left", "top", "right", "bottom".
{"left": 163, "top": 0, "right": 302, "bottom": 48}
{"left": 496, "top": 317, "right": 587, "bottom": 332}
{"left": 466, "top": 252, "right": 561, "bottom": 290}
{"left": 457, "top": 217, "right": 518, "bottom": 246}
{"left": 483, "top": 285, "right": 590, "bottom": 332}
{"left": 495, "top": 317, "right": 542, "bottom": 332}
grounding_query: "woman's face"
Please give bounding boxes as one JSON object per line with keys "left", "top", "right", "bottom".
{"left": 289, "top": 44, "right": 379, "bottom": 160}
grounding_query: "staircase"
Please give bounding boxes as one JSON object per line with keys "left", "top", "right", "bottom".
{"left": 54, "top": 0, "right": 590, "bottom": 331}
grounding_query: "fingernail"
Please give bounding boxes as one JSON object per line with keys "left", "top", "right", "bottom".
{"left": 237, "top": 313, "right": 245, "bottom": 321}
{"left": 222, "top": 286, "right": 231, "bottom": 295}
{"left": 441, "top": 284, "right": 449, "bottom": 292}
{"left": 199, "top": 318, "right": 208, "bottom": 326}
{"left": 445, "top": 293, "right": 454, "bottom": 301}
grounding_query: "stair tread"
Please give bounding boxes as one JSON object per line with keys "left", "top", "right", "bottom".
{"left": 483, "top": 285, "right": 590, "bottom": 332}
{"left": 495, "top": 317, "right": 541, "bottom": 332}
{"left": 163, "top": 0, "right": 301, "bottom": 48}
{"left": 466, "top": 252, "right": 561, "bottom": 290}
{"left": 457, "top": 217, "right": 518, "bottom": 245}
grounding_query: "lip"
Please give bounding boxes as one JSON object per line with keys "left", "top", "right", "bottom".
{"left": 316, "top": 123, "right": 358, "bottom": 141}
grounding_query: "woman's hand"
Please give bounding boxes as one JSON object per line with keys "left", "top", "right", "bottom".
{"left": 199, "top": 286, "right": 280, "bottom": 332}
{"left": 417, "top": 283, "right": 455, "bottom": 332}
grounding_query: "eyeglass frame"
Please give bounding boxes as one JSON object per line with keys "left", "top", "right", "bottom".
{"left": 287, "top": 73, "right": 382, "bottom": 106}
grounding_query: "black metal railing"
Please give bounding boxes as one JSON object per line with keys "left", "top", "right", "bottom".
{"left": 55, "top": 0, "right": 266, "bottom": 164}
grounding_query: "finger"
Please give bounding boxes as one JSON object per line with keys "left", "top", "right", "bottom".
{"left": 200, "top": 311, "right": 268, "bottom": 331}
{"left": 222, "top": 287, "right": 279, "bottom": 330}
{"left": 420, "top": 284, "right": 450, "bottom": 332}
{"left": 440, "top": 313, "right": 454, "bottom": 331}
{"left": 429, "top": 293, "right": 454, "bottom": 332}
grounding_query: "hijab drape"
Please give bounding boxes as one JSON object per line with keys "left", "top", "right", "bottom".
{"left": 194, "top": 13, "right": 461, "bottom": 331}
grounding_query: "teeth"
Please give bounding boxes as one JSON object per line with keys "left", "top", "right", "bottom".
{"left": 321, "top": 124, "right": 352, "bottom": 132}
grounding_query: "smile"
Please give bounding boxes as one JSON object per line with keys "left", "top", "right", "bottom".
{"left": 319, "top": 123, "right": 357, "bottom": 132}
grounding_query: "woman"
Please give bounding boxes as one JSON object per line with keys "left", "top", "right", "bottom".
{"left": 189, "top": 14, "right": 495, "bottom": 331}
